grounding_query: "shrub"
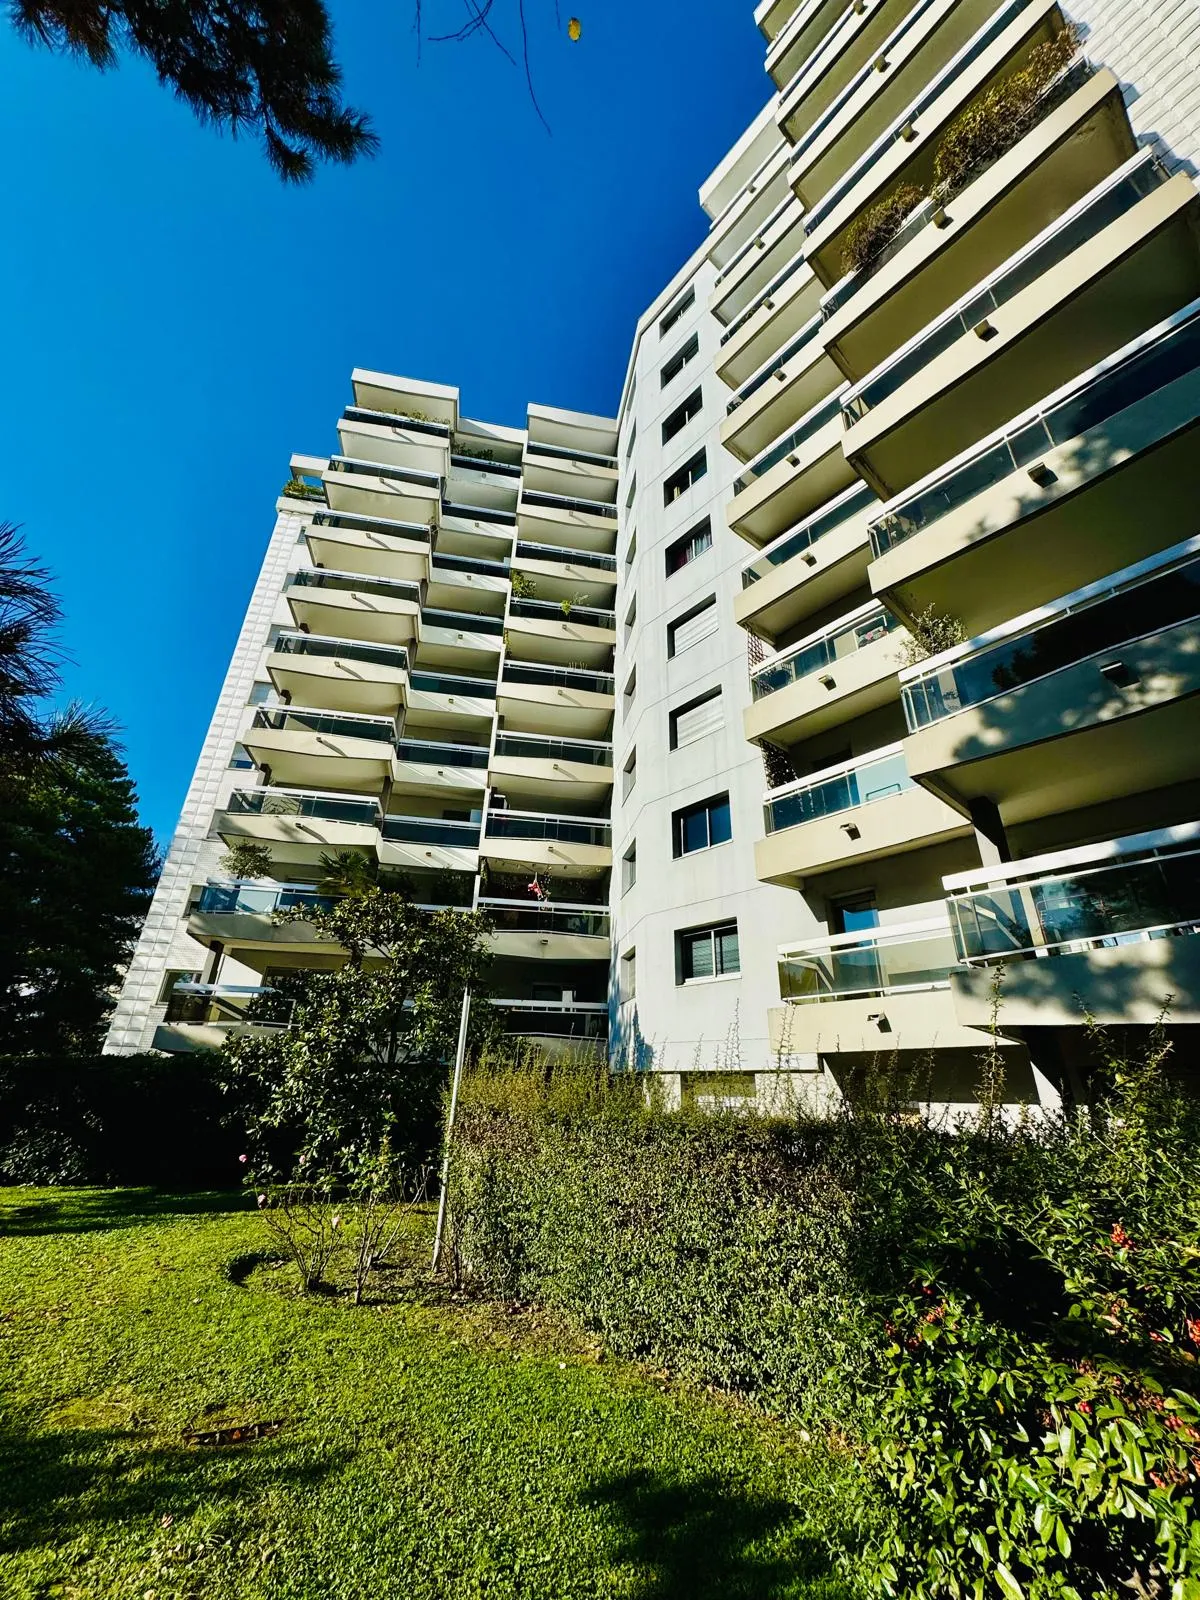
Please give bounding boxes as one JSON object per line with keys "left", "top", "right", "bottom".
{"left": 933, "top": 31, "right": 1079, "bottom": 197}
{"left": 447, "top": 1039, "right": 1200, "bottom": 1598}
{"left": 842, "top": 183, "right": 927, "bottom": 275}
{"left": 896, "top": 604, "right": 968, "bottom": 667}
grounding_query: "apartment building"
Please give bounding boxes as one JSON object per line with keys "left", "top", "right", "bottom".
{"left": 111, "top": 0, "right": 1200, "bottom": 1108}
{"left": 105, "top": 376, "right": 619, "bottom": 1057}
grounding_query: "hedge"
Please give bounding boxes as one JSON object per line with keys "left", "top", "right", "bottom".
{"left": 446, "top": 1049, "right": 1200, "bottom": 1599}
{"left": 0, "top": 1052, "right": 240, "bottom": 1188}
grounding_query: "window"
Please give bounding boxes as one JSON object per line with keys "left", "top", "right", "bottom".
{"left": 662, "top": 387, "right": 702, "bottom": 445}
{"left": 228, "top": 743, "right": 255, "bottom": 770}
{"left": 621, "top": 844, "right": 637, "bottom": 893}
{"left": 669, "top": 687, "right": 723, "bottom": 750}
{"left": 665, "top": 517, "right": 713, "bottom": 576}
{"left": 660, "top": 286, "right": 695, "bottom": 336}
{"left": 676, "top": 921, "right": 740, "bottom": 984}
{"left": 830, "top": 892, "right": 879, "bottom": 935}
{"left": 624, "top": 473, "right": 638, "bottom": 511}
{"left": 667, "top": 595, "right": 717, "bottom": 658}
{"left": 672, "top": 793, "right": 732, "bottom": 857}
{"left": 247, "top": 682, "right": 273, "bottom": 706}
{"left": 158, "top": 968, "right": 199, "bottom": 1002}
{"left": 622, "top": 748, "right": 637, "bottom": 798}
{"left": 660, "top": 333, "right": 699, "bottom": 388}
{"left": 624, "top": 593, "right": 638, "bottom": 638}
{"left": 624, "top": 420, "right": 637, "bottom": 461}
{"left": 620, "top": 946, "right": 637, "bottom": 1001}
{"left": 623, "top": 667, "right": 637, "bottom": 715}
{"left": 663, "top": 449, "right": 707, "bottom": 505}
{"left": 624, "top": 529, "right": 637, "bottom": 570}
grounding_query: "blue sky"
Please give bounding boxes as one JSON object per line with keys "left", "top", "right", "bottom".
{"left": 0, "top": 0, "right": 769, "bottom": 842}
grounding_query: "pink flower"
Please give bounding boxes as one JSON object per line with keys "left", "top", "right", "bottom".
{"left": 238, "top": 1154, "right": 248, "bottom": 1165}
{"left": 257, "top": 1193, "right": 267, "bottom": 1208}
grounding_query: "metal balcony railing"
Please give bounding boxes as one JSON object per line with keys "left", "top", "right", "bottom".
{"left": 480, "top": 900, "right": 611, "bottom": 937}
{"left": 733, "top": 390, "right": 846, "bottom": 494}
{"left": 779, "top": 918, "right": 959, "bottom": 1002}
{"left": 394, "top": 738, "right": 490, "bottom": 769}
{"left": 751, "top": 602, "right": 901, "bottom": 699}
{"left": 484, "top": 810, "right": 611, "bottom": 846}
{"left": 380, "top": 815, "right": 482, "bottom": 847}
{"left": 225, "top": 788, "right": 380, "bottom": 826}
{"left": 493, "top": 733, "right": 613, "bottom": 767}
{"left": 273, "top": 631, "right": 409, "bottom": 672}
{"left": 251, "top": 706, "right": 396, "bottom": 743}
{"left": 287, "top": 568, "right": 421, "bottom": 605}
{"left": 196, "top": 881, "right": 336, "bottom": 916}
{"left": 765, "top": 745, "right": 912, "bottom": 834}
{"left": 742, "top": 482, "right": 876, "bottom": 589}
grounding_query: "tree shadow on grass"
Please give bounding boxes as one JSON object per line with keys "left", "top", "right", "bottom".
{"left": 583, "top": 1470, "right": 851, "bottom": 1600}
{"left": 0, "top": 1187, "right": 247, "bottom": 1237}
{"left": 0, "top": 1407, "right": 346, "bottom": 1557}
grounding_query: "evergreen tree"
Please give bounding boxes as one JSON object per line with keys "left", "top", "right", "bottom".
{"left": 0, "top": 729, "right": 159, "bottom": 1055}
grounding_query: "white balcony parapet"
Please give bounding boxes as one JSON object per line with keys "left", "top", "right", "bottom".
{"left": 778, "top": 917, "right": 959, "bottom": 1002}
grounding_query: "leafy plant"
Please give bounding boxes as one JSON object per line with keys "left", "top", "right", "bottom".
{"left": 842, "top": 183, "right": 927, "bottom": 274}
{"left": 509, "top": 571, "right": 537, "bottom": 600}
{"left": 219, "top": 840, "right": 275, "bottom": 880}
{"left": 896, "top": 604, "right": 968, "bottom": 667}
{"left": 318, "top": 848, "right": 376, "bottom": 897}
{"left": 281, "top": 476, "right": 324, "bottom": 501}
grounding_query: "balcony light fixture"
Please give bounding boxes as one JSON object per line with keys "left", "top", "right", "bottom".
{"left": 840, "top": 822, "right": 861, "bottom": 840}
{"left": 973, "top": 318, "right": 998, "bottom": 341}
{"left": 874, "top": 54, "right": 888, "bottom": 71}
{"left": 1027, "top": 461, "right": 1058, "bottom": 488}
{"left": 931, "top": 204, "right": 949, "bottom": 228}
{"left": 898, "top": 120, "right": 916, "bottom": 142}
{"left": 787, "top": 453, "right": 801, "bottom": 466}
{"left": 801, "top": 551, "right": 818, "bottom": 567}
{"left": 818, "top": 673, "right": 836, "bottom": 690}
{"left": 867, "top": 1013, "right": 892, "bottom": 1032}
{"left": 1099, "top": 660, "right": 1139, "bottom": 689}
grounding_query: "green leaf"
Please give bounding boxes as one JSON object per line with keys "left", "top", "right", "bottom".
{"left": 995, "top": 1562, "right": 1025, "bottom": 1600}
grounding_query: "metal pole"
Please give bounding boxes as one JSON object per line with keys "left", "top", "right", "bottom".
{"left": 432, "top": 987, "right": 471, "bottom": 1272}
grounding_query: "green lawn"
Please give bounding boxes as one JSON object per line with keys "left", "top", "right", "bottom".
{"left": 0, "top": 1189, "right": 855, "bottom": 1599}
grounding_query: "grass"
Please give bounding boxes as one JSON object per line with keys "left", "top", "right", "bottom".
{"left": 0, "top": 1188, "right": 856, "bottom": 1599}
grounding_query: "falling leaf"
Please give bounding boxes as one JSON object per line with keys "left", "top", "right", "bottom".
{"left": 568, "top": 17, "right": 582, "bottom": 40}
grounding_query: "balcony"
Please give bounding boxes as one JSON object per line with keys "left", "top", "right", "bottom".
{"left": 716, "top": 244, "right": 822, "bottom": 390}
{"left": 377, "top": 813, "right": 481, "bottom": 873}
{"left": 758, "top": 0, "right": 840, "bottom": 53}
{"left": 745, "top": 601, "right": 905, "bottom": 745}
{"left": 490, "top": 732, "right": 614, "bottom": 808}
{"left": 482, "top": 899, "right": 611, "bottom": 961}
{"left": 492, "top": 998, "right": 608, "bottom": 1054}
{"left": 841, "top": 154, "right": 1200, "bottom": 499}
{"left": 522, "top": 439, "right": 619, "bottom": 503}
{"left": 187, "top": 881, "right": 338, "bottom": 953}
{"left": 707, "top": 144, "right": 794, "bottom": 271}
{"left": 217, "top": 787, "right": 380, "bottom": 863}
{"left": 901, "top": 536, "right": 1200, "bottom": 825}
{"left": 153, "top": 984, "right": 290, "bottom": 1053}
{"left": 391, "top": 736, "right": 489, "bottom": 801}
{"left": 243, "top": 706, "right": 395, "bottom": 790}
{"left": 787, "top": 0, "right": 1000, "bottom": 207}
{"left": 406, "top": 669, "right": 498, "bottom": 737}
{"left": 770, "top": 917, "right": 986, "bottom": 1052}
{"left": 497, "top": 662, "right": 615, "bottom": 739}
{"left": 721, "top": 312, "right": 841, "bottom": 462}
{"left": 755, "top": 743, "right": 970, "bottom": 885}
{"left": 819, "top": 66, "right": 1134, "bottom": 382}
{"left": 415, "top": 607, "right": 505, "bottom": 675}
{"left": 944, "top": 823, "right": 1200, "bottom": 1027}
{"left": 481, "top": 809, "right": 612, "bottom": 878}
{"left": 285, "top": 568, "right": 420, "bottom": 646}
{"left": 726, "top": 389, "right": 855, "bottom": 544}
{"left": 711, "top": 192, "right": 808, "bottom": 329}
{"left": 735, "top": 481, "right": 878, "bottom": 641}
{"left": 337, "top": 407, "right": 450, "bottom": 477}
{"left": 516, "top": 490, "right": 618, "bottom": 554}
{"left": 305, "top": 513, "right": 432, "bottom": 585}
{"left": 505, "top": 596, "right": 617, "bottom": 668}
{"left": 800, "top": 0, "right": 1072, "bottom": 286}
{"left": 511, "top": 541, "right": 617, "bottom": 609}
{"left": 350, "top": 370, "right": 457, "bottom": 429}
{"left": 322, "top": 454, "right": 441, "bottom": 525}
{"left": 267, "top": 632, "right": 409, "bottom": 715}
{"left": 867, "top": 296, "right": 1200, "bottom": 636}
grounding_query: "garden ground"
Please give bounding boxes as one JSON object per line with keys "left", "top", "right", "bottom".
{"left": 0, "top": 1188, "right": 854, "bottom": 1600}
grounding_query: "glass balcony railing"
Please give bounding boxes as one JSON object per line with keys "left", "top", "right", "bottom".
{"left": 310, "top": 510, "right": 432, "bottom": 543}
{"left": 520, "top": 490, "right": 618, "bottom": 521}
{"left": 870, "top": 298, "right": 1200, "bottom": 557}
{"left": 251, "top": 707, "right": 396, "bottom": 743}
{"left": 502, "top": 662, "right": 616, "bottom": 695}
{"left": 421, "top": 607, "right": 505, "bottom": 636}
{"left": 765, "top": 745, "right": 912, "bottom": 833}
{"left": 273, "top": 631, "right": 409, "bottom": 672}
{"left": 752, "top": 603, "right": 902, "bottom": 699}
{"left": 341, "top": 406, "right": 450, "bottom": 441}
{"left": 394, "top": 738, "right": 490, "bottom": 769}
{"left": 508, "top": 597, "right": 616, "bottom": 629}
{"left": 734, "top": 391, "right": 846, "bottom": 494}
{"left": 484, "top": 811, "right": 612, "bottom": 846}
{"left": 164, "top": 984, "right": 292, "bottom": 1026}
{"left": 450, "top": 453, "right": 523, "bottom": 478}
{"left": 714, "top": 190, "right": 799, "bottom": 286}
{"left": 380, "top": 815, "right": 482, "bottom": 847}
{"left": 946, "top": 826, "right": 1200, "bottom": 963}
{"left": 842, "top": 153, "right": 1171, "bottom": 423}
{"left": 779, "top": 918, "right": 959, "bottom": 1001}
{"left": 441, "top": 501, "right": 517, "bottom": 526}
{"left": 327, "top": 454, "right": 440, "bottom": 489}
{"left": 514, "top": 540, "right": 617, "bottom": 572}
{"left": 525, "top": 440, "right": 618, "bottom": 469}
{"left": 803, "top": 0, "right": 1036, "bottom": 239}
{"left": 225, "top": 788, "right": 380, "bottom": 826}
{"left": 719, "top": 244, "right": 812, "bottom": 346}
{"left": 431, "top": 553, "right": 510, "bottom": 578}
{"left": 902, "top": 543, "right": 1200, "bottom": 731}
{"left": 493, "top": 733, "right": 613, "bottom": 767}
{"left": 742, "top": 481, "right": 876, "bottom": 589}
{"left": 287, "top": 568, "right": 421, "bottom": 605}
{"left": 409, "top": 669, "right": 498, "bottom": 698}
{"left": 727, "top": 313, "right": 824, "bottom": 414}
{"left": 196, "top": 881, "right": 337, "bottom": 916}
{"left": 480, "top": 900, "right": 611, "bottom": 937}
{"left": 494, "top": 999, "right": 608, "bottom": 1039}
